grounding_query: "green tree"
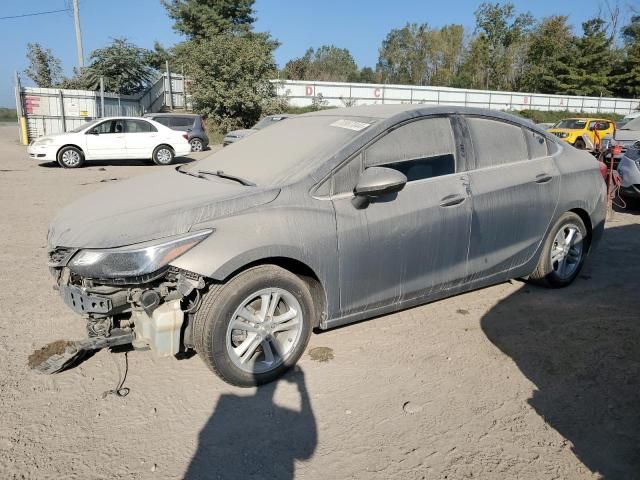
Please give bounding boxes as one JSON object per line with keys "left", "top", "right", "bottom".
{"left": 377, "top": 23, "right": 465, "bottom": 86}
{"left": 144, "top": 41, "right": 174, "bottom": 71}
{"left": 174, "top": 33, "right": 278, "bottom": 131}
{"left": 80, "top": 38, "right": 154, "bottom": 95}
{"left": 614, "top": 16, "right": 640, "bottom": 97}
{"left": 460, "top": 2, "right": 534, "bottom": 90}
{"left": 283, "top": 46, "right": 359, "bottom": 82}
{"left": 560, "top": 18, "right": 613, "bottom": 96}
{"left": 24, "top": 43, "right": 62, "bottom": 88}
{"left": 282, "top": 55, "right": 311, "bottom": 80}
{"left": 357, "top": 67, "right": 377, "bottom": 83}
{"left": 520, "top": 16, "right": 577, "bottom": 94}
{"left": 162, "top": 0, "right": 256, "bottom": 39}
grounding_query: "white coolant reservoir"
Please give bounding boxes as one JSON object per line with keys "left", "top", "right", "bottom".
{"left": 132, "top": 299, "right": 184, "bottom": 357}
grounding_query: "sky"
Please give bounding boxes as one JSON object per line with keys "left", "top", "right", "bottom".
{"left": 0, "top": 0, "right": 630, "bottom": 107}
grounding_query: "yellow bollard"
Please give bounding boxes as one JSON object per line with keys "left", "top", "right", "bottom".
{"left": 19, "top": 116, "right": 29, "bottom": 145}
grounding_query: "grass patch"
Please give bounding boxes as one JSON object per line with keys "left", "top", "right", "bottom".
{"left": 0, "top": 107, "right": 17, "bottom": 122}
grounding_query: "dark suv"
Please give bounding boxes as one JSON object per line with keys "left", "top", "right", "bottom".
{"left": 144, "top": 113, "right": 209, "bottom": 152}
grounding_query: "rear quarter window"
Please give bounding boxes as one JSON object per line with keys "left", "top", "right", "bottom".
{"left": 524, "top": 128, "right": 549, "bottom": 159}
{"left": 171, "top": 117, "right": 196, "bottom": 129}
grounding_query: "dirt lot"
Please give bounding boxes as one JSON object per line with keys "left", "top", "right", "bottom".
{"left": 0, "top": 122, "right": 639, "bottom": 480}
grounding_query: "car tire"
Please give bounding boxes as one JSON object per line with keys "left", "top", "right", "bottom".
{"left": 530, "top": 212, "right": 589, "bottom": 288}
{"left": 189, "top": 138, "right": 204, "bottom": 152}
{"left": 152, "top": 145, "right": 175, "bottom": 165}
{"left": 193, "top": 265, "right": 314, "bottom": 387}
{"left": 57, "top": 146, "right": 84, "bottom": 168}
{"left": 574, "top": 137, "right": 586, "bottom": 150}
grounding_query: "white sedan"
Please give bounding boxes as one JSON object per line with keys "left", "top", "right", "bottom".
{"left": 27, "top": 117, "right": 192, "bottom": 168}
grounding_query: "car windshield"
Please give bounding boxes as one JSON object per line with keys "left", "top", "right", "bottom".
{"left": 253, "top": 116, "right": 287, "bottom": 130}
{"left": 620, "top": 117, "right": 640, "bottom": 130}
{"left": 189, "top": 115, "right": 372, "bottom": 186}
{"left": 68, "top": 120, "right": 100, "bottom": 133}
{"left": 554, "top": 119, "right": 587, "bottom": 130}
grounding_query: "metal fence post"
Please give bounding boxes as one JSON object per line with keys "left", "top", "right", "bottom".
{"left": 100, "top": 77, "right": 105, "bottom": 118}
{"left": 182, "top": 65, "right": 188, "bottom": 110}
{"left": 166, "top": 61, "right": 174, "bottom": 111}
{"left": 58, "top": 90, "right": 66, "bottom": 132}
{"left": 15, "top": 72, "right": 29, "bottom": 145}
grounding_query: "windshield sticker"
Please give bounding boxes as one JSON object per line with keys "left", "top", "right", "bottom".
{"left": 330, "top": 119, "right": 371, "bottom": 131}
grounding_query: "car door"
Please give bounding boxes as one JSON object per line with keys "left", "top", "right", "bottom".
{"left": 330, "top": 116, "right": 473, "bottom": 317}
{"left": 124, "top": 119, "right": 159, "bottom": 158}
{"left": 85, "top": 119, "right": 127, "bottom": 159}
{"left": 464, "top": 116, "right": 560, "bottom": 281}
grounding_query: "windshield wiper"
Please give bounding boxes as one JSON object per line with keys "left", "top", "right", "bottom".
{"left": 176, "top": 165, "right": 256, "bottom": 186}
{"left": 196, "top": 170, "right": 256, "bottom": 186}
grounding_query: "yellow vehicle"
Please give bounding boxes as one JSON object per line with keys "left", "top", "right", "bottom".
{"left": 547, "top": 118, "right": 615, "bottom": 149}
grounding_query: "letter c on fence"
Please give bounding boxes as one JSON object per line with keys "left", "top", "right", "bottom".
{"left": 305, "top": 86, "right": 313, "bottom": 96}
{"left": 374, "top": 88, "right": 381, "bottom": 98}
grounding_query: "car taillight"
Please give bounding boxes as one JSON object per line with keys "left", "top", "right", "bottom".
{"left": 182, "top": 133, "right": 188, "bottom": 140}
{"left": 200, "top": 117, "right": 206, "bottom": 132}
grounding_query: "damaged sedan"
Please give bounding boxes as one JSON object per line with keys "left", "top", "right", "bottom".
{"left": 44, "top": 105, "right": 606, "bottom": 387}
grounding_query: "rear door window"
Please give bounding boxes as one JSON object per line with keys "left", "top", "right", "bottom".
{"left": 466, "top": 117, "right": 529, "bottom": 168}
{"left": 125, "top": 120, "right": 157, "bottom": 133}
{"left": 364, "top": 117, "right": 456, "bottom": 182}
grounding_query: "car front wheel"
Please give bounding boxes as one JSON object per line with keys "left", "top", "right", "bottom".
{"left": 57, "top": 146, "right": 84, "bottom": 168}
{"left": 530, "top": 212, "right": 589, "bottom": 288}
{"left": 152, "top": 145, "right": 175, "bottom": 165}
{"left": 193, "top": 265, "right": 314, "bottom": 387}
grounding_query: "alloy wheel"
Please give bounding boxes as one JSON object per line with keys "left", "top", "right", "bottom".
{"left": 226, "top": 288, "right": 303, "bottom": 374}
{"left": 550, "top": 223, "right": 584, "bottom": 280}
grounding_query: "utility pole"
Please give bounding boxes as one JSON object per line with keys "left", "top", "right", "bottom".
{"left": 72, "top": 0, "right": 85, "bottom": 69}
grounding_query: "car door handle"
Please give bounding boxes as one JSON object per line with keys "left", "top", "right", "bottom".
{"left": 439, "top": 194, "right": 466, "bottom": 208}
{"left": 535, "top": 174, "right": 553, "bottom": 184}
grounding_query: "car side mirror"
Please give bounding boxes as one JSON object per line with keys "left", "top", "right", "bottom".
{"left": 352, "top": 167, "right": 407, "bottom": 209}
{"left": 88, "top": 129, "right": 99, "bottom": 135}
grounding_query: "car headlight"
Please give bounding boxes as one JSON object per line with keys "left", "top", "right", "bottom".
{"left": 34, "top": 138, "right": 54, "bottom": 146}
{"left": 68, "top": 230, "right": 212, "bottom": 279}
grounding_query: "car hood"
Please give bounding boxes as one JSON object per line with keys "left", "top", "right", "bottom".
{"left": 614, "top": 129, "right": 640, "bottom": 142}
{"left": 48, "top": 168, "right": 280, "bottom": 249}
{"left": 225, "top": 129, "right": 257, "bottom": 138}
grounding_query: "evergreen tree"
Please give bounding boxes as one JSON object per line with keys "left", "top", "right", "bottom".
{"left": 560, "top": 18, "right": 614, "bottom": 96}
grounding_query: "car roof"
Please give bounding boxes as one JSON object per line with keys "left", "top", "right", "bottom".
{"left": 298, "top": 104, "right": 543, "bottom": 132}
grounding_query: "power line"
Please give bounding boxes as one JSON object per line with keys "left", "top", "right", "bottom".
{"left": 0, "top": 8, "right": 70, "bottom": 21}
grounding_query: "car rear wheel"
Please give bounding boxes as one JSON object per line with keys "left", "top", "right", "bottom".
{"left": 193, "top": 265, "right": 314, "bottom": 387}
{"left": 57, "top": 146, "right": 84, "bottom": 168}
{"left": 530, "top": 212, "right": 588, "bottom": 288}
{"left": 189, "top": 138, "right": 204, "bottom": 152}
{"left": 152, "top": 145, "right": 174, "bottom": 165}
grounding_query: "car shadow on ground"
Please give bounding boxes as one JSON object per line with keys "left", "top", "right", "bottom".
{"left": 481, "top": 222, "right": 640, "bottom": 479}
{"left": 37, "top": 156, "right": 196, "bottom": 169}
{"left": 184, "top": 367, "right": 317, "bottom": 480}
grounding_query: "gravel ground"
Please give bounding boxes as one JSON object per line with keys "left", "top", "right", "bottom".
{"left": 0, "top": 123, "right": 639, "bottom": 480}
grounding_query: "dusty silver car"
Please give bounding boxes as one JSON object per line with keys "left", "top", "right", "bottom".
{"left": 46, "top": 105, "right": 606, "bottom": 386}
